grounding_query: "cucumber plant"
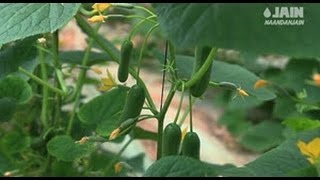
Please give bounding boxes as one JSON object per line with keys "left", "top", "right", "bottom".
{"left": 0, "top": 3, "right": 319, "bottom": 177}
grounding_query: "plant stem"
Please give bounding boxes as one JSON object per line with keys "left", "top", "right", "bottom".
{"left": 133, "top": 5, "right": 156, "bottom": 16}
{"left": 137, "top": 24, "right": 159, "bottom": 80}
{"left": 178, "top": 97, "right": 196, "bottom": 126}
{"left": 208, "top": 81, "right": 219, "bottom": 87}
{"left": 75, "top": 13, "right": 158, "bottom": 115}
{"left": 156, "top": 85, "right": 176, "bottom": 160}
{"left": 79, "top": 6, "right": 96, "bottom": 16}
{"left": 52, "top": 30, "right": 63, "bottom": 128}
{"left": 75, "top": 14, "right": 118, "bottom": 61}
{"left": 128, "top": 15, "right": 157, "bottom": 40}
{"left": 189, "top": 93, "right": 193, "bottom": 132}
{"left": 168, "top": 41, "right": 178, "bottom": 81}
{"left": 19, "top": 67, "right": 66, "bottom": 96}
{"left": 106, "top": 14, "right": 157, "bottom": 24}
{"left": 38, "top": 45, "right": 49, "bottom": 130}
{"left": 104, "top": 138, "right": 134, "bottom": 172}
{"left": 173, "top": 83, "right": 185, "bottom": 124}
{"left": 67, "top": 35, "right": 97, "bottom": 135}
{"left": 52, "top": 31, "right": 61, "bottom": 68}
{"left": 184, "top": 48, "right": 218, "bottom": 89}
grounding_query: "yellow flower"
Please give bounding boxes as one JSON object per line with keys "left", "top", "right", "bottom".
{"left": 75, "top": 136, "right": 90, "bottom": 145}
{"left": 92, "top": 3, "right": 112, "bottom": 13}
{"left": 297, "top": 137, "right": 320, "bottom": 164}
{"left": 114, "top": 162, "right": 123, "bottom": 174}
{"left": 97, "top": 69, "right": 117, "bottom": 92}
{"left": 37, "top": 37, "right": 46, "bottom": 44}
{"left": 237, "top": 88, "right": 249, "bottom": 97}
{"left": 312, "top": 73, "right": 320, "bottom": 86}
{"left": 91, "top": 67, "right": 103, "bottom": 75}
{"left": 88, "top": 15, "right": 106, "bottom": 23}
{"left": 181, "top": 126, "right": 188, "bottom": 141}
{"left": 109, "top": 128, "right": 121, "bottom": 140}
{"left": 254, "top": 79, "right": 269, "bottom": 89}
{"left": 4, "top": 171, "right": 13, "bottom": 177}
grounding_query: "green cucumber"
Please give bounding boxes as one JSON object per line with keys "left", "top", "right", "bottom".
{"left": 119, "top": 84, "right": 145, "bottom": 124}
{"left": 190, "top": 46, "right": 212, "bottom": 97}
{"left": 182, "top": 132, "right": 200, "bottom": 159}
{"left": 162, "top": 123, "right": 182, "bottom": 157}
{"left": 118, "top": 39, "right": 133, "bottom": 82}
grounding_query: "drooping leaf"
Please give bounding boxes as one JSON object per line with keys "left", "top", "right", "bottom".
{"left": 218, "top": 109, "right": 252, "bottom": 136}
{"left": 154, "top": 3, "right": 320, "bottom": 57}
{"left": 273, "top": 96, "right": 300, "bottom": 119}
{"left": 144, "top": 156, "right": 234, "bottom": 177}
{"left": 225, "top": 129, "right": 320, "bottom": 177}
{"left": 220, "top": 166, "right": 256, "bottom": 177}
{"left": 286, "top": 164, "right": 318, "bottom": 177}
{"left": 77, "top": 86, "right": 129, "bottom": 137}
{"left": 0, "top": 36, "right": 38, "bottom": 80}
{"left": 47, "top": 135, "right": 94, "bottom": 162}
{"left": 0, "top": 3, "right": 81, "bottom": 45}
{"left": 239, "top": 121, "right": 284, "bottom": 152}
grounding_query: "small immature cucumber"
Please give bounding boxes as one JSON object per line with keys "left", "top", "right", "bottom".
{"left": 118, "top": 39, "right": 133, "bottom": 82}
{"left": 162, "top": 123, "right": 182, "bottom": 157}
{"left": 119, "top": 118, "right": 136, "bottom": 130}
{"left": 182, "top": 132, "right": 200, "bottom": 159}
{"left": 119, "top": 84, "right": 145, "bottom": 124}
{"left": 190, "top": 46, "right": 212, "bottom": 97}
{"left": 218, "top": 81, "right": 238, "bottom": 91}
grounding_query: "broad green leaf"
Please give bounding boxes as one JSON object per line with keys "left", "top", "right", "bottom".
{"left": 0, "top": 36, "right": 38, "bottom": 80}
{"left": 0, "top": 97, "right": 17, "bottom": 122}
{"left": 175, "top": 55, "right": 276, "bottom": 101}
{"left": 47, "top": 135, "right": 94, "bottom": 162}
{"left": 130, "top": 126, "right": 158, "bottom": 141}
{"left": 286, "top": 165, "right": 318, "bottom": 177}
{"left": 239, "top": 121, "right": 284, "bottom": 152}
{"left": 95, "top": 111, "right": 122, "bottom": 137}
{"left": 78, "top": 87, "right": 128, "bottom": 137}
{"left": 273, "top": 97, "right": 300, "bottom": 119}
{"left": 0, "top": 3, "right": 81, "bottom": 45}
{"left": 0, "top": 75, "right": 32, "bottom": 104}
{"left": 50, "top": 160, "right": 79, "bottom": 176}
{"left": 154, "top": 3, "right": 320, "bottom": 57}
{"left": 264, "top": 58, "right": 320, "bottom": 104}
{"left": 126, "top": 153, "right": 146, "bottom": 173}
{"left": 0, "top": 131, "right": 31, "bottom": 154}
{"left": 144, "top": 156, "right": 234, "bottom": 177}
{"left": 88, "top": 150, "right": 145, "bottom": 176}
{"left": 220, "top": 167, "right": 256, "bottom": 177}
{"left": 59, "top": 51, "right": 111, "bottom": 66}
{"left": 282, "top": 117, "right": 320, "bottom": 132}
{"left": 244, "top": 129, "right": 320, "bottom": 176}
{"left": 218, "top": 109, "right": 252, "bottom": 136}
